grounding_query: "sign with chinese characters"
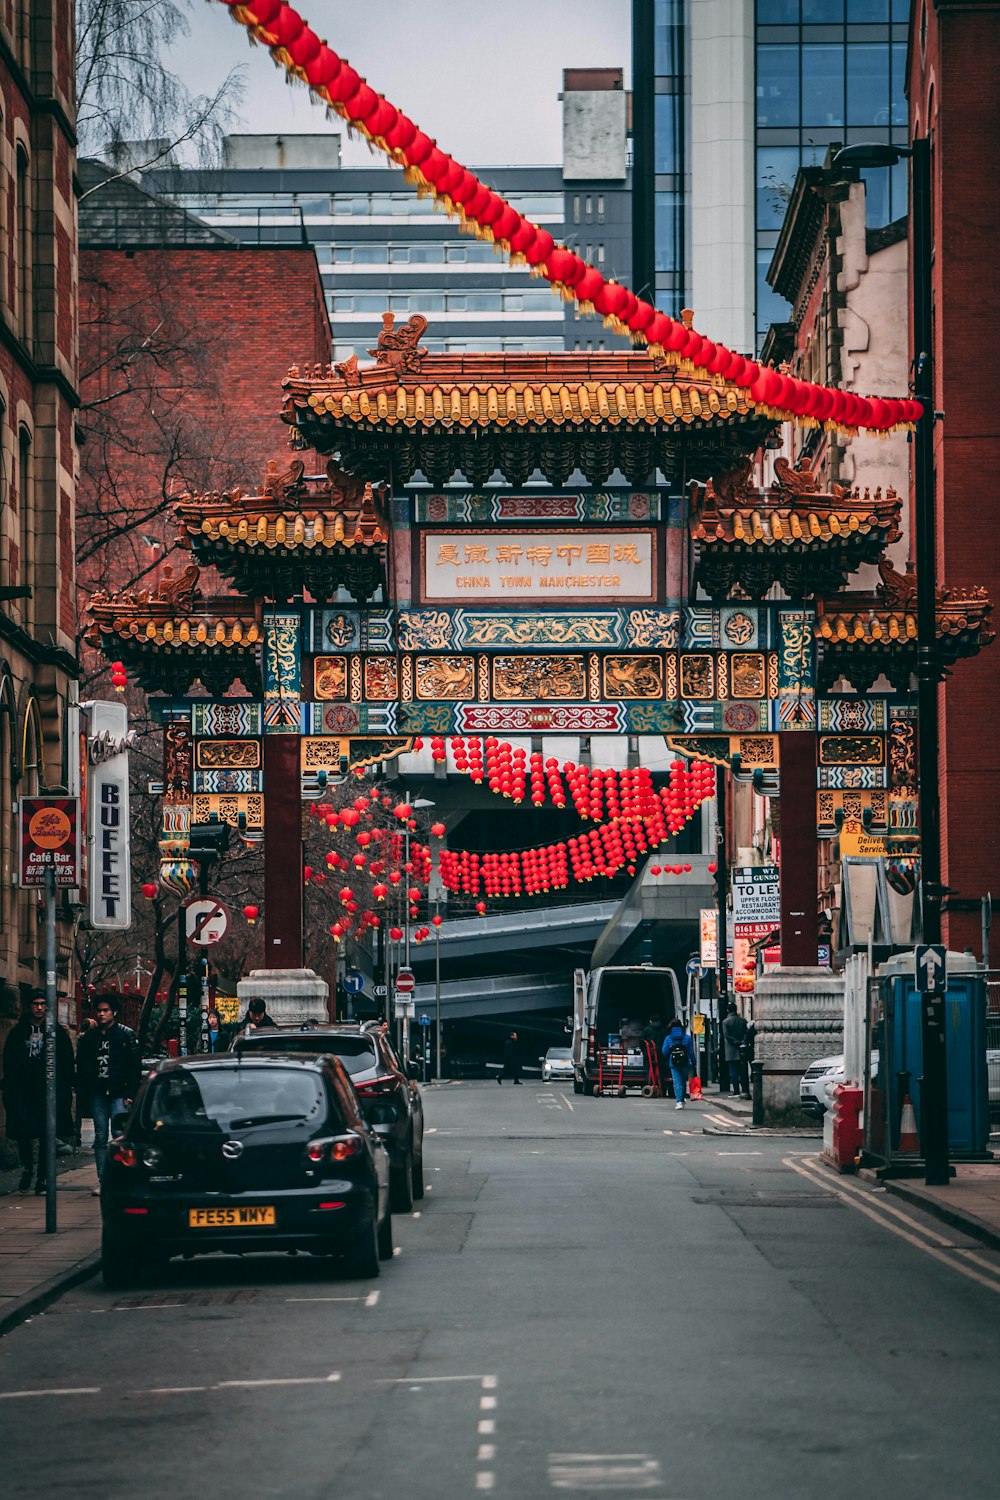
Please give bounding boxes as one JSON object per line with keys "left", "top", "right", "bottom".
{"left": 82, "top": 699, "right": 132, "bottom": 929}
{"left": 19, "top": 796, "right": 81, "bottom": 888}
{"left": 421, "top": 530, "right": 656, "bottom": 604}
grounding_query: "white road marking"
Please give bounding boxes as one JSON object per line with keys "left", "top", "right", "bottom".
{"left": 365, "top": 1290, "right": 380, "bottom": 1307}
{"left": 478, "top": 1444, "right": 496, "bottom": 1461}
{"left": 785, "top": 1155, "right": 1000, "bottom": 1295}
{"left": 548, "top": 1453, "right": 662, "bottom": 1490}
{"left": 149, "top": 1386, "right": 208, "bottom": 1394}
{"left": 393, "top": 1246, "right": 402, "bottom": 1255}
{"left": 285, "top": 1296, "right": 358, "bottom": 1304}
{"left": 481, "top": 1375, "right": 497, "bottom": 1389}
{"left": 377, "top": 1374, "right": 490, "bottom": 1384}
{"left": 0, "top": 1387, "right": 102, "bottom": 1400}
{"left": 480, "top": 1394, "right": 497, "bottom": 1410}
{"left": 425, "top": 1127, "right": 438, "bottom": 1133}
{"left": 475, "top": 1474, "right": 495, "bottom": 1491}
{"left": 115, "top": 1302, "right": 185, "bottom": 1311}
{"left": 412, "top": 1210, "right": 422, "bottom": 1218}
{"left": 478, "top": 1419, "right": 495, "bottom": 1434}
{"left": 563, "top": 1096, "right": 574, "bottom": 1111}
{"left": 716, "top": 1150, "right": 762, "bottom": 1156}
{"left": 217, "top": 1374, "right": 341, "bottom": 1388}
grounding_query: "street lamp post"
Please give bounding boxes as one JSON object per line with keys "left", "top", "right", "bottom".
{"left": 834, "top": 140, "right": 948, "bottom": 1186}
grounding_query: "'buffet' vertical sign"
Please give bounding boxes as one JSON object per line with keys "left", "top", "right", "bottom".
{"left": 81, "top": 700, "right": 135, "bottom": 930}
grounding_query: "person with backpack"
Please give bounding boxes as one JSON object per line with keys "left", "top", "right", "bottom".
{"left": 661, "top": 1017, "right": 696, "bottom": 1110}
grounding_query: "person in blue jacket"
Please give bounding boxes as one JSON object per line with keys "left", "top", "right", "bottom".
{"left": 661, "top": 1017, "right": 696, "bottom": 1109}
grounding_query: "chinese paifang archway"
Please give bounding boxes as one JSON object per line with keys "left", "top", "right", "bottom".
{"left": 85, "top": 325, "right": 993, "bottom": 969}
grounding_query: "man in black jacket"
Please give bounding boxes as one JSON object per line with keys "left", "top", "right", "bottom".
{"left": 76, "top": 993, "right": 142, "bottom": 1185}
{"left": 1, "top": 991, "right": 75, "bottom": 1193}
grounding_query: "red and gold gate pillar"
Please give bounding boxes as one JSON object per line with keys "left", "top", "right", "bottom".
{"left": 263, "top": 734, "right": 304, "bottom": 968}
{"left": 778, "top": 731, "right": 819, "bottom": 965}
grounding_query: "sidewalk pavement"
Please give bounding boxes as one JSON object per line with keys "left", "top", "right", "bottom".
{"left": 0, "top": 1150, "right": 102, "bottom": 1337}
{"left": 874, "top": 1163, "right": 1000, "bottom": 1254}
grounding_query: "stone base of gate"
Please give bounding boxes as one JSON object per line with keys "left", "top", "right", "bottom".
{"left": 236, "top": 968, "right": 330, "bottom": 1027}
{"left": 754, "top": 966, "right": 845, "bottom": 1126}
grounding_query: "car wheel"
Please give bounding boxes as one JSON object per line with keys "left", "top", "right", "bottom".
{"left": 391, "top": 1151, "right": 414, "bottom": 1214}
{"left": 582, "top": 1079, "right": 596, "bottom": 1097}
{"left": 377, "top": 1206, "right": 394, "bottom": 1261}
{"left": 101, "top": 1231, "right": 140, "bottom": 1290}
{"left": 411, "top": 1150, "right": 425, "bottom": 1201}
{"left": 343, "top": 1211, "right": 380, "bottom": 1279}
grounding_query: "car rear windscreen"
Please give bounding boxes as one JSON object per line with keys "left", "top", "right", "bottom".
{"left": 144, "top": 1068, "right": 330, "bottom": 1131}
{"left": 236, "top": 1032, "right": 379, "bottom": 1077}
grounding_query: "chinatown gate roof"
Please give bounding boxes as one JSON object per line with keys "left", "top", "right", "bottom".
{"left": 282, "top": 314, "right": 773, "bottom": 487}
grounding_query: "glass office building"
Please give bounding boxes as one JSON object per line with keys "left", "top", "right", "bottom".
{"left": 633, "top": 0, "right": 911, "bottom": 350}
{"left": 755, "top": 0, "right": 911, "bottom": 344}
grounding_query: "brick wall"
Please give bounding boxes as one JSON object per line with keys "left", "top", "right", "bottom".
{"left": 77, "top": 243, "right": 331, "bottom": 596}
{"left": 910, "top": 0, "right": 1000, "bottom": 951}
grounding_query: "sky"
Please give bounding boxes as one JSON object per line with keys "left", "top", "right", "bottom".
{"left": 174, "top": 1, "right": 632, "bottom": 167}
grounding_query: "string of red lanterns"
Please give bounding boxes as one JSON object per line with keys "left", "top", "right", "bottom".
{"left": 215, "top": 0, "right": 922, "bottom": 435}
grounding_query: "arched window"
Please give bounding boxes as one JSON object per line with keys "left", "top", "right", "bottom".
{"left": 16, "top": 143, "right": 31, "bottom": 341}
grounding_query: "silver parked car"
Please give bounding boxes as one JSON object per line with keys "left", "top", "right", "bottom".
{"left": 541, "top": 1047, "right": 575, "bottom": 1084}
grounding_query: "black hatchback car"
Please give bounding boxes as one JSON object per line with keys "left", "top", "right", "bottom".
{"left": 100, "top": 1054, "right": 392, "bottom": 1289}
{"left": 234, "top": 1024, "right": 424, "bottom": 1213}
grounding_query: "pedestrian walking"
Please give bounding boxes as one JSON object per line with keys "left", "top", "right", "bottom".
{"left": 661, "top": 1016, "right": 696, "bottom": 1109}
{"left": 1, "top": 990, "right": 75, "bottom": 1193}
{"left": 721, "top": 1004, "right": 749, "bottom": 1098}
{"left": 498, "top": 1031, "right": 522, "bottom": 1085}
{"left": 76, "top": 993, "right": 142, "bottom": 1188}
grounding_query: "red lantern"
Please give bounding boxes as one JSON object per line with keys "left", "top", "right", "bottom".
{"left": 431, "top": 913, "right": 443, "bottom": 928}
{"left": 475, "top": 901, "right": 487, "bottom": 915}
{"left": 430, "top": 821, "right": 446, "bottom": 838}
{"left": 389, "top": 926, "right": 403, "bottom": 942}
{"left": 373, "top": 882, "right": 388, "bottom": 902}
{"left": 243, "top": 904, "right": 259, "bottom": 926}
{"left": 141, "top": 882, "right": 157, "bottom": 900}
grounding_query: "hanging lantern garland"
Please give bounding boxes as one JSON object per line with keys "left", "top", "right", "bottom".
{"left": 216, "top": 0, "right": 922, "bottom": 436}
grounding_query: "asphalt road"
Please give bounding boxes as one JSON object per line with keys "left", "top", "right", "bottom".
{"left": 3, "top": 1082, "right": 1000, "bottom": 1498}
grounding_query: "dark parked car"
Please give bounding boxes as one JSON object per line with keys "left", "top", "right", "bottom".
{"left": 233, "top": 1023, "right": 424, "bottom": 1213}
{"left": 100, "top": 1054, "right": 392, "bottom": 1289}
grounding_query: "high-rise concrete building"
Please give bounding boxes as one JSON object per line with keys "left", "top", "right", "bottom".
{"left": 138, "top": 71, "right": 631, "bottom": 361}
{"left": 632, "top": 0, "right": 910, "bottom": 351}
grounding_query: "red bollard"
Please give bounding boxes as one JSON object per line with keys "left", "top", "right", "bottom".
{"left": 827, "top": 1084, "right": 863, "bottom": 1173}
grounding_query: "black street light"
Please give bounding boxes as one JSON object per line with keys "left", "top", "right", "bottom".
{"left": 833, "top": 140, "right": 949, "bottom": 1186}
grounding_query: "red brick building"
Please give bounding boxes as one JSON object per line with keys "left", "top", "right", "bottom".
{"left": 78, "top": 162, "right": 332, "bottom": 598}
{"left": 909, "top": 0, "right": 1000, "bottom": 950}
{"left": 0, "top": 1, "right": 79, "bottom": 1025}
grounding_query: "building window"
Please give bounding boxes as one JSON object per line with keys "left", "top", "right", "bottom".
{"left": 597, "top": 195, "right": 605, "bottom": 224}
{"left": 801, "top": 0, "right": 843, "bottom": 19}
{"left": 585, "top": 196, "right": 593, "bottom": 220}
{"left": 597, "top": 244, "right": 605, "bottom": 265}
{"left": 847, "top": 43, "right": 890, "bottom": 126}
{"left": 573, "top": 195, "right": 580, "bottom": 224}
{"left": 757, "top": 46, "right": 800, "bottom": 128}
{"left": 16, "top": 145, "right": 31, "bottom": 340}
{"left": 17, "top": 426, "right": 31, "bottom": 613}
{"left": 654, "top": 96, "right": 678, "bottom": 174}
{"left": 756, "top": 146, "right": 801, "bottom": 230}
{"left": 801, "top": 45, "right": 844, "bottom": 130}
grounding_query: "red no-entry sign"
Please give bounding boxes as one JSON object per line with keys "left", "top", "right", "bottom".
{"left": 395, "top": 967, "right": 415, "bottom": 994}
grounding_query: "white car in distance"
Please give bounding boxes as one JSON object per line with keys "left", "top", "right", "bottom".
{"left": 541, "top": 1047, "right": 575, "bottom": 1084}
